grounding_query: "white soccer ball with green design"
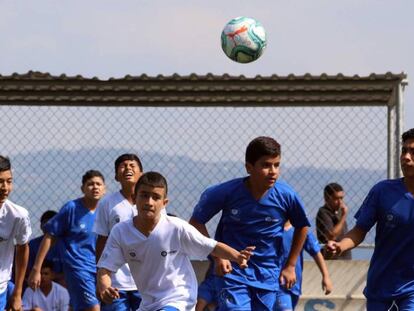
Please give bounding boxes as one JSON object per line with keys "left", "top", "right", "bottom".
{"left": 221, "top": 16, "right": 267, "bottom": 63}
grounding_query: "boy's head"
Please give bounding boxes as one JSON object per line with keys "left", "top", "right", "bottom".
{"left": 81, "top": 170, "right": 106, "bottom": 201}
{"left": 114, "top": 154, "right": 143, "bottom": 186}
{"left": 134, "top": 172, "right": 168, "bottom": 219}
{"left": 40, "top": 210, "right": 57, "bottom": 233}
{"left": 0, "top": 156, "right": 13, "bottom": 204}
{"left": 245, "top": 137, "right": 281, "bottom": 190}
{"left": 323, "top": 183, "right": 344, "bottom": 211}
{"left": 40, "top": 260, "right": 54, "bottom": 287}
{"left": 401, "top": 128, "right": 414, "bottom": 178}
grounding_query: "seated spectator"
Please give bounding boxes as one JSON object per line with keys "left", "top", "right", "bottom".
{"left": 23, "top": 260, "right": 69, "bottom": 311}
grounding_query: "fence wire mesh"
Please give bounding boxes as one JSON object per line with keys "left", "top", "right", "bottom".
{"left": 1, "top": 105, "right": 387, "bottom": 255}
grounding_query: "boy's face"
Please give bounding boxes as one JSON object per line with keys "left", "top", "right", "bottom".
{"left": 401, "top": 138, "right": 414, "bottom": 178}
{"left": 81, "top": 176, "right": 106, "bottom": 201}
{"left": 40, "top": 267, "right": 53, "bottom": 286}
{"left": 246, "top": 155, "right": 280, "bottom": 190}
{"left": 115, "top": 160, "right": 142, "bottom": 186}
{"left": 135, "top": 184, "right": 168, "bottom": 220}
{"left": 0, "top": 169, "right": 13, "bottom": 204}
{"left": 325, "top": 191, "right": 345, "bottom": 211}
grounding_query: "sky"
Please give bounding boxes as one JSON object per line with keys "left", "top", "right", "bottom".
{"left": 0, "top": 0, "right": 413, "bottom": 129}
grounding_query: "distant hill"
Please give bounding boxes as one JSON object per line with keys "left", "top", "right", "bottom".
{"left": 10, "top": 147, "right": 385, "bottom": 245}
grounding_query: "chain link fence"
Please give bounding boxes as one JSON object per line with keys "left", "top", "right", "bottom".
{"left": 1, "top": 104, "right": 387, "bottom": 255}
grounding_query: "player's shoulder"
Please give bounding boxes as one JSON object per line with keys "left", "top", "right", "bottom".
{"left": 370, "top": 178, "right": 403, "bottom": 193}
{"left": 60, "top": 198, "right": 81, "bottom": 213}
{"left": 111, "top": 218, "right": 133, "bottom": 235}
{"left": 3, "top": 200, "right": 29, "bottom": 218}
{"left": 206, "top": 177, "right": 245, "bottom": 194}
{"left": 98, "top": 191, "right": 124, "bottom": 208}
{"left": 272, "top": 179, "right": 299, "bottom": 198}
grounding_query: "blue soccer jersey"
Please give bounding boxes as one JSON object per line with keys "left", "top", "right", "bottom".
{"left": 43, "top": 198, "right": 97, "bottom": 273}
{"left": 355, "top": 178, "right": 414, "bottom": 300}
{"left": 280, "top": 227, "right": 320, "bottom": 296}
{"left": 192, "top": 177, "right": 310, "bottom": 290}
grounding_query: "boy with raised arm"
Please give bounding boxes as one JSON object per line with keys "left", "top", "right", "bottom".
{"left": 97, "top": 172, "right": 255, "bottom": 311}
{"left": 0, "top": 155, "right": 32, "bottom": 311}
{"left": 327, "top": 128, "right": 414, "bottom": 310}
{"left": 190, "top": 136, "right": 310, "bottom": 310}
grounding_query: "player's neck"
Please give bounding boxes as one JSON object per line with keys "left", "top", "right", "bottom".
{"left": 245, "top": 178, "right": 269, "bottom": 200}
{"left": 82, "top": 197, "right": 99, "bottom": 211}
{"left": 120, "top": 186, "right": 135, "bottom": 204}
{"left": 133, "top": 214, "right": 161, "bottom": 237}
{"left": 40, "top": 282, "right": 52, "bottom": 296}
{"left": 403, "top": 176, "right": 414, "bottom": 195}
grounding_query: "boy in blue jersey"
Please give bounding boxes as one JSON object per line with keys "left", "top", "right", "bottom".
{"left": 28, "top": 170, "right": 106, "bottom": 311}
{"left": 275, "top": 221, "right": 332, "bottom": 310}
{"left": 327, "top": 128, "right": 414, "bottom": 311}
{"left": 0, "top": 155, "right": 32, "bottom": 311}
{"left": 190, "top": 136, "right": 311, "bottom": 310}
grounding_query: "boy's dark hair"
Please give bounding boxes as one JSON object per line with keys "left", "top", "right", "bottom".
{"left": 245, "top": 136, "right": 281, "bottom": 165}
{"left": 0, "top": 155, "right": 11, "bottom": 172}
{"left": 114, "top": 154, "right": 143, "bottom": 173}
{"left": 402, "top": 128, "right": 414, "bottom": 143}
{"left": 324, "top": 182, "right": 344, "bottom": 200}
{"left": 135, "top": 172, "right": 168, "bottom": 196}
{"left": 82, "top": 170, "right": 105, "bottom": 186}
{"left": 41, "top": 259, "right": 54, "bottom": 271}
{"left": 40, "top": 210, "right": 57, "bottom": 224}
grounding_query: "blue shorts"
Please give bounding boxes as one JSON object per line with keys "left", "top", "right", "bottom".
{"left": 101, "top": 290, "right": 141, "bottom": 311}
{"left": 215, "top": 277, "right": 277, "bottom": 311}
{"left": 367, "top": 293, "right": 414, "bottom": 311}
{"left": 274, "top": 290, "right": 299, "bottom": 311}
{"left": 0, "top": 288, "right": 7, "bottom": 311}
{"left": 198, "top": 274, "right": 218, "bottom": 304}
{"left": 65, "top": 268, "right": 99, "bottom": 311}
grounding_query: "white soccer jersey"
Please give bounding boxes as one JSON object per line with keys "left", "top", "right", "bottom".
{"left": 22, "top": 281, "right": 70, "bottom": 311}
{"left": 0, "top": 200, "right": 32, "bottom": 293}
{"left": 98, "top": 214, "right": 217, "bottom": 311}
{"left": 93, "top": 191, "right": 137, "bottom": 290}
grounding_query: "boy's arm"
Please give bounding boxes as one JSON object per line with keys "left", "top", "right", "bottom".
{"left": 326, "top": 225, "right": 366, "bottom": 255}
{"left": 97, "top": 268, "right": 120, "bottom": 304}
{"left": 28, "top": 233, "right": 55, "bottom": 289}
{"left": 189, "top": 217, "right": 232, "bottom": 276}
{"left": 312, "top": 252, "right": 333, "bottom": 294}
{"left": 95, "top": 235, "right": 108, "bottom": 263}
{"left": 279, "top": 226, "right": 308, "bottom": 289}
{"left": 210, "top": 242, "right": 255, "bottom": 268}
{"left": 9, "top": 243, "right": 29, "bottom": 311}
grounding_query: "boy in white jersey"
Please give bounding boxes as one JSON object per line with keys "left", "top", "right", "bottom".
{"left": 0, "top": 155, "right": 32, "bottom": 310}
{"left": 23, "top": 260, "right": 69, "bottom": 311}
{"left": 97, "top": 172, "right": 255, "bottom": 311}
{"left": 94, "top": 154, "right": 143, "bottom": 310}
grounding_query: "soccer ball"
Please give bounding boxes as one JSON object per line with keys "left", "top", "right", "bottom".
{"left": 221, "top": 16, "right": 267, "bottom": 63}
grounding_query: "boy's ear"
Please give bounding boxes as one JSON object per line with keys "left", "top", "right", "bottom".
{"left": 245, "top": 162, "right": 253, "bottom": 175}
{"left": 163, "top": 198, "right": 169, "bottom": 207}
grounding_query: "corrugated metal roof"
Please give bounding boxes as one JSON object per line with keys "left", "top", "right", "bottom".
{"left": 0, "top": 71, "right": 407, "bottom": 107}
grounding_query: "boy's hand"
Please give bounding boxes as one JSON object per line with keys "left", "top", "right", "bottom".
{"left": 99, "top": 286, "right": 120, "bottom": 304}
{"left": 279, "top": 265, "right": 296, "bottom": 289}
{"left": 7, "top": 292, "right": 22, "bottom": 311}
{"left": 214, "top": 258, "right": 232, "bottom": 276}
{"left": 28, "top": 269, "right": 41, "bottom": 290}
{"left": 322, "top": 276, "right": 333, "bottom": 295}
{"left": 325, "top": 240, "right": 342, "bottom": 256}
{"left": 237, "top": 246, "right": 255, "bottom": 268}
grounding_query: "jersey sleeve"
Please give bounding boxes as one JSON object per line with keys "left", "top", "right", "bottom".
{"left": 286, "top": 192, "right": 310, "bottom": 229}
{"left": 97, "top": 224, "right": 126, "bottom": 273}
{"left": 43, "top": 203, "right": 70, "bottom": 238}
{"left": 180, "top": 220, "right": 217, "bottom": 259}
{"left": 191, "top": 184, "right": 227, "bottom": 224}
{"left": 14, "top": 212, "right": 32, "bottom": 245}
{"left": 354, "top": 183, "right": 380, "bottom": 232}
{"left": 303, "top": 231, "right": 321, "bottom": 257}
{"left": 93, "top": 198, "right": 110, "bottom": 236}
